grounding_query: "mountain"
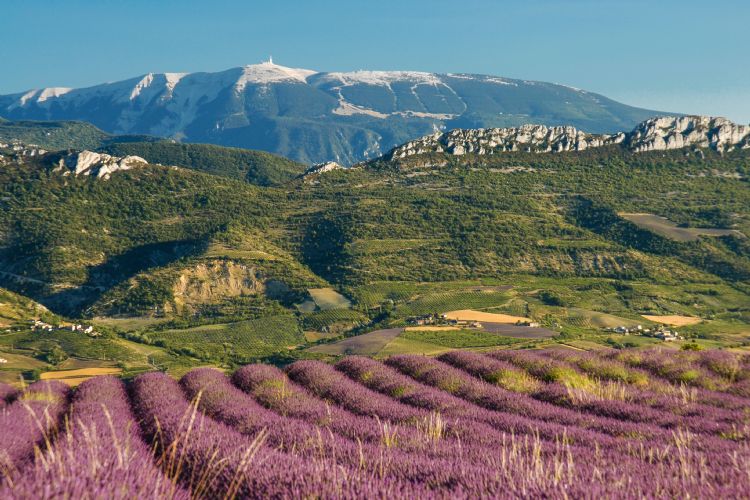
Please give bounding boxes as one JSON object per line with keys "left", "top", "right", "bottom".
{"left": 0, "top": 61, "right": 669, "bottom": 164}
{"left": 383, "top": 116, "right": 750, "bottom": 160}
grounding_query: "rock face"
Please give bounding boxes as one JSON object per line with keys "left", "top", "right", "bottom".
{"left": 627, "top": 116, "right": 750, "bottom": 153}
{"left": 387, "top": 125, "right": 626, "bottom": 159}
{"left": 55, "top": 150, "right": 148, "bottom": 179}
{"left": 0, "top": 61, "right": 664, "bottom": 164}
{"left": 383, "top": 116, "right": 750, "bottom": 160}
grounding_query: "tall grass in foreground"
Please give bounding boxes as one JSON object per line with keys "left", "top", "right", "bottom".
{"left": 1, "top": 376, "right": 188, "bottom": 498}
{"left": 335, "top": 355, "right": 612, "bottom": 449}
{"left": 385, "top": 354, "right": 661, "bottom": 440}
{"left": 132, "top": 371, "right": 430, "bottom": 498}
{"left": 233, "top": 363, "right": 482, "bottom": 458}
{"left": 182, "top": 367, "right": 523, "bottom": 494}
{"left": 476, "top": 350, "right": 739, "bottom": 436}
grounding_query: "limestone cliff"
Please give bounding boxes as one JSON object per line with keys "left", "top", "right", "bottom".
{"left": 383, "top": 115, "right": 750, "bottom": 160}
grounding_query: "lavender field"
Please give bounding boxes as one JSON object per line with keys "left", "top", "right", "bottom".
{"left": 1, "top": 347, "right": 750, "bottom": 498}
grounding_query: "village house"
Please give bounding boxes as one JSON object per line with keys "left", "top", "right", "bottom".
{"left": 31, "top": 319, "right": 54, "bottom": 332}
{"left": 606, "top": 325, "right": 643, "bottom": 336}
{"left": 29, "top": 320, "right": 99, "bottom": 337}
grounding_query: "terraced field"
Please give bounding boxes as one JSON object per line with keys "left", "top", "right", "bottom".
{"left": 1, "top": 347, "right": 749, "bottom": 497}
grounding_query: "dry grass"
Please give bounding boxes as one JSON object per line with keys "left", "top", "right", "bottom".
{"left": 0, "top": 351, "right": 48, "bottom": 370}
{"left": 642, "top": 315, "right": 702, "bottom": 326}
{"left": 443, "top": 309, "right": 531, "bottom": 324}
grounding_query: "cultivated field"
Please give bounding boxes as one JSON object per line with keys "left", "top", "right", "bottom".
{"left": 642, "top": 314, "right": 703, "bottom": 326}
{"left": 1, "top": 347, "right": 749, "bottom": 497}
{"left": 308, "top": 328, "right": 402, "bottom": 356}
{"left": 443, "top": 309, "right": 531, "bottom": 323}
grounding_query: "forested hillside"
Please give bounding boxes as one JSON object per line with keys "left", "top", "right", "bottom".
{"left": 100, "top": 142, "right": 306, "bottom": 186}
{"left": 0, "top": 137, "right": 748, "bottom": 375}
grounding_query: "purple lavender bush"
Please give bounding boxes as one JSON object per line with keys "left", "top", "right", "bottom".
{"left": 0, "top": 380, "right": 69, "bottom": 483}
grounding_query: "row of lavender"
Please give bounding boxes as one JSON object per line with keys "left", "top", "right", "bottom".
{"left": 1, "top": 347, "right": 749, "bottom": 498}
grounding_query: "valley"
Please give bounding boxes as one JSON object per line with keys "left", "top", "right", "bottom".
{"left": 0, "top": 116, "right": 748, "bottom": 386}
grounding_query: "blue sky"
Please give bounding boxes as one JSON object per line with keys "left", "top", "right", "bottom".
{"left": 1, "top": 0, "right": 748, "bottom": 122}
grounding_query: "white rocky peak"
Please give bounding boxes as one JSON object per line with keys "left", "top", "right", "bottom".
{"left": 385, "top": 116, "right": 750, "bottom": 160}
{"left": 304, "top": 161, "right": 344, "bottom": 176}
{"left": 235, "top": 60, "right": 317, "bottom": 91}
{"left": 56, "top": 150, "right": 148, "bottom": 180}
{"left": 164, "top": 73, "right": 187, "bottom": 94}
{"left": 129, "top": 73, "right": 156, "bottom": 100}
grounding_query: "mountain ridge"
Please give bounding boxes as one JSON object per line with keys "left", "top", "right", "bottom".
{"left": 0, "top": 61, "right": 670, "bottom": 164}
{"left": 380, "top": 115, "right": 750, "bottom": 161}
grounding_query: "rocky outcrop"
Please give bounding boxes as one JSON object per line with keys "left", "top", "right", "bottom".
{"left": 0, "top": 140, "right": 47, "bottom": 158}
{"left": 387, "top": 126, "right": 625, "bottom": 159}
{"left": 170, "top": 260, "right": 263, "bottom": 315}
{"left": 304, "top": 161, "right": 344, "bottom": 176}
{"left": 383, "top": 116, "right": 750, "bottom": 160}
{"left": 54, "top": 150, "right": 148, "bottom": 179}
{"left": 627, "top": 116, "right": 750, "bottom": 153}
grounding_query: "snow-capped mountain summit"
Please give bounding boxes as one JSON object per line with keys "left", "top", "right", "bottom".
{"left": 0, "top": 60, "right": 667, "bottom": 164}
{"left": 235, "top": 59, "right": 317, "bottom": 90}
